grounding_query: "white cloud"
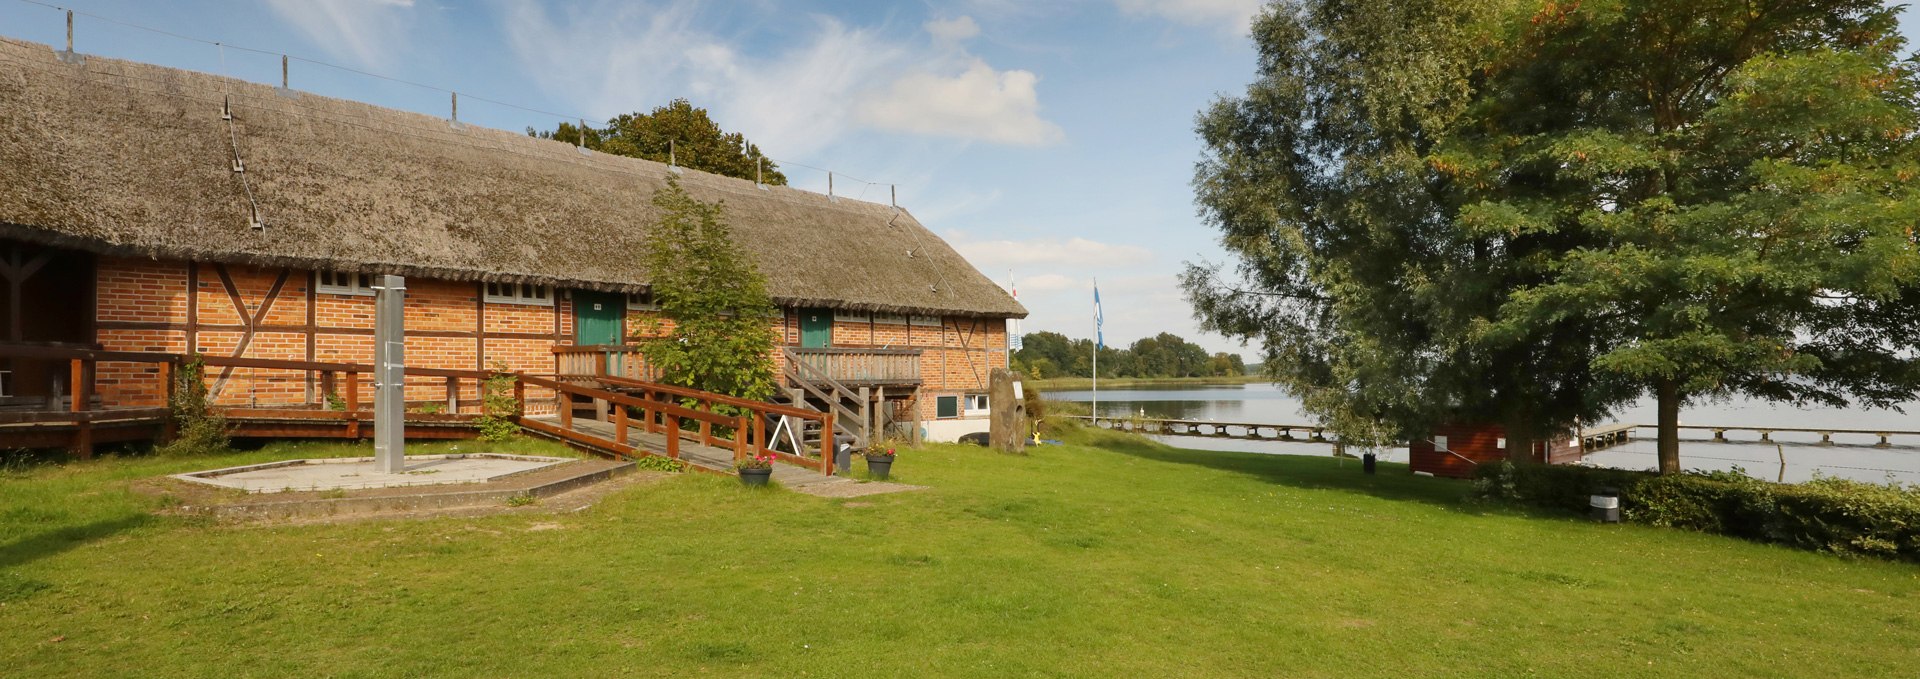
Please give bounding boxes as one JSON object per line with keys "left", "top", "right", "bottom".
{"left": 950, "top": 233, "right": 1154, "bottom": 272}
{"left": 501, "top": 2, "right": 1059, "bottom": 157}
{"left": 265, "top": 0, "right": 416, "bottom": 67}
{"left": 860, "top": 60, "right": 1064, "bottom": 146}
{"left": 1114, "top": 0, "right": 1264, "bottom": 34}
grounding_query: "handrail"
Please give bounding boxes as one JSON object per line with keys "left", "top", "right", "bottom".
{"left": 786, "top": 347, "right": 922, "bottom": 356}
{"left": 596, "top": 374, "right": 834, "bottom": 472}
{"left": 783, "top": 348, "right": 863, "bottom": 403}
{"left": 596, "top": 375, "right": 825, "bottom": 423}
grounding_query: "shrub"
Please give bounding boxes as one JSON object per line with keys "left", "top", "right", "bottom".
{"left": 476, "top": 367, "right": 520, "bottom": 443}
{"left": 157, "top": 356, "right": 228, "bottom": 457}
{"left": 1472, "top": 461, "right": 1920, "bottom": 562}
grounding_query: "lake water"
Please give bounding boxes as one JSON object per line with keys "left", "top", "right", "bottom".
{"left": 1044, "top": 383, "right": 1920, "bottom": 484}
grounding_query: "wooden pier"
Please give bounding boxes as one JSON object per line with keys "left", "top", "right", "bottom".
{"left": 1069, "top": 415, "right": 1919, "bottom": 451}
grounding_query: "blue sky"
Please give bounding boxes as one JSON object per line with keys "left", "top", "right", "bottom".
{"left": 0, "top": 0, "right": 1265, "bottom": 356}
{"left": 7, "top": 1, "right": 1916, "bottom": 360}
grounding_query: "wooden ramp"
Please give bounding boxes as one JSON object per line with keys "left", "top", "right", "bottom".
{"left": 522, "top": 414, "right": 854, "bottom": 491}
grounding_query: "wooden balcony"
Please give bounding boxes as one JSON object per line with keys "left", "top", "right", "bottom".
{"left": 556, "top": 344, "right": 921, "bottom": 387}
{"left": 784, "top": 347, "right": 921, "bottom": 386}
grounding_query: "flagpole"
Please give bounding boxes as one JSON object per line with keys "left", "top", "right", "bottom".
{"left": 1092, "top": 278, "right": 1099, "bottom": 426}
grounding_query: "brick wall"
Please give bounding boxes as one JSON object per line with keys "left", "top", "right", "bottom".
{"left": 88, "top": 256, "right": 1014, "bottom": 421}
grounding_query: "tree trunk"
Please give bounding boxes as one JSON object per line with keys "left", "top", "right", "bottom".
{"left": 1656, "top": 378, "right": 1681, "bottom": 475}
{"left": 1504, "top": 414, "right": 1535, "bottom": 464}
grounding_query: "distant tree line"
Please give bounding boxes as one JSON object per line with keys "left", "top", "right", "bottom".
{"left": 1014, "top": 331, "right": 1248, "bottom": 379}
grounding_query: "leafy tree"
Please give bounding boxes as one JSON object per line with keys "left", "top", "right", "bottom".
{"left": 636, "top": 177, "right": 780, "bottom": 402}
{"left": 530, "top": 99, "right": 788, "bottom": 185}
{"left": 1183, "top": 0, "right": 1610, "bottom": 451}
{"left": 1189, "top": 0, "right": 1920, "bottom": 471}
{"left": 1445, "top": 0, "right": 1920, "bottom": 472}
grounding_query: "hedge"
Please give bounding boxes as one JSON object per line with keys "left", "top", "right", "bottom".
{"left": 1472, "top": 461, "right": 1920, "bottom": 562}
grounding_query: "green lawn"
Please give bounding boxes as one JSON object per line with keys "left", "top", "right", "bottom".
{"left": 2, "top": 430, "right": 1915, "bottom": 677}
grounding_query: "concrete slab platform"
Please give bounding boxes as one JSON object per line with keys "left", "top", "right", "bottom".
{"left": 172, "top": 453, "right": 569, "bottom": 493}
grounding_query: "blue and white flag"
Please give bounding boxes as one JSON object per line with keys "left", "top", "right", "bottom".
{"left": 1093, "top": 280, "right": 1104, "bottom": 350}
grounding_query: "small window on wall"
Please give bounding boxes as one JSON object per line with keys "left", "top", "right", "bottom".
{"left": 315, "top": 271, "right": 374, "bottom": 296}
{"left": 484, "top": 282, "right": 553, "bottom": 306}
{"left": 628, "top": 291, "right": 659, "bottom": 311}
{"left": 836, "top": 310, "right": 873, "bottom": 323}
{"left": 964, "top": 393, "right": 990, "bottom": 416}
{"left": 936, "top": 395, "right": 959, "bottom": 419}
{"left": 910, "top": 315, "right": 942, "bottom": 327}
{"left": 874, "top": 313, "right": 908, "bottom": 325}
{"left": 1433, "top": 435, "right": 1449, "bottom": 451}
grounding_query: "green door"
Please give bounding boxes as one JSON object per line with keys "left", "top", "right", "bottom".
{"left": 799, "top": 308, "right": 832, "bottom": 348}
{"left": 574, "top": 291, "right": 623, "bottom": 346}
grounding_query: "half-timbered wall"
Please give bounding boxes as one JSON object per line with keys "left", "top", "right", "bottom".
{"left": 87, "top": 255, "right": 1011, "bottom": 418}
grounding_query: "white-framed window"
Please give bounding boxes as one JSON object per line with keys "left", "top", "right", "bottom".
{"left": 628, "top": 291, "right": 659, "bottom": 311}
{"left": 1433, "top": 435, "right": 1449, "bottom": 451}
{"left": 910, "top": 315, "right": 942, "bottom": 327}
{"left": 315, "top": 271, "right": 375, "bottom": 296}
{"left": 484, "top": 282, "right": 553, "bottom": 306}
{"left": 963, "top": 393, "right": 990, "bottom": 416}
{"left": 874, "top": 313, "right": 908, "bottom": 325}
{"left": 837, "top": 310, "right": 872, "bottom": 323}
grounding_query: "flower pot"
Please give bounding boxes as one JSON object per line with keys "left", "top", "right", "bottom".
{"left": 739, "top": 467, "right": 772, "bottom": 487}
{"left": 864, "top": 454, "right": 893, "bottom": 480}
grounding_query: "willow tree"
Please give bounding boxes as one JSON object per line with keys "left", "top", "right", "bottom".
{"left": 1445, "top": 0, "right": 1920, "bottom": 473}
{"left": 638, "top": 178, "right": 779, "bottom": 402}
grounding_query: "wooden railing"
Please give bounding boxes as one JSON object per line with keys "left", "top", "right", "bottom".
{"left": 784, "top": 347, "right": 921, "bottom": 385}
{"left": 553, "top": 344, "right": 659, "bottom": 382}
{"left": 598, "top": 374, "right": 836, "bottom": 473}
{"left": 514, "top": 373, "right": 835, "bottom": 474}
{"left": 0, "top": 343, "right": 500, "bottom": 456}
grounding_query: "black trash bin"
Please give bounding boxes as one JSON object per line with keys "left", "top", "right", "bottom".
{"left": 1362, "top": 452, "right": 1377, "bottom": 475}
{"left": 833, "top": 434, "right": 857, "bottom": 476}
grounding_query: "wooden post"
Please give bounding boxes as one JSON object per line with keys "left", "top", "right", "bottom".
{"left": 700, "top": 418, "right": 712, "bottom": 448}
{"left": 988, "top": 368, "right": 1025, "bottom": 454}
{"left": 734, "top": 415, "right": 748, "bottom": 464}
{"left": 858, "top": 386, "right": 870, "bottom": 449}
{"left": 904, "top": 392, "right": 922, "bottom": 445}
{"left": 512, "top": 377, "right": 525, "bottom": 416}
{"left": 822, "top": 412, "right": 836, "bottom": 475}
{"left": 666, "top": 421, "right": 680, "bottom": 460}
{"left": 614, "top": 404, "right": 628, "bottom": 446}
{"left": 320, "top": 370, "right": 336, "bottom": 407}
{"left": 754, "top": 408, "right": 767, "bottom": 455}
{"left": 559, "top": 386, "right": 573, "bottom": 430}
{"left": 344, "top": 371, "right": 360, "bottom": 438}
{"left": 69, "top": 358, "right": 85, "bottom": 413}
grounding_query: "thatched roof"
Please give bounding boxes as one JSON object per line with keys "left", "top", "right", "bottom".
{"left": 0, "top": 38, "right": 1025, "bottom": 319}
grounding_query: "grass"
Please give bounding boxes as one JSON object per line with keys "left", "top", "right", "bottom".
{"left": 3, "top": 430, "right": 1917, "bottom": 677}
{"left": 1028, "top": 374, "right": 1268, "bottom": 390}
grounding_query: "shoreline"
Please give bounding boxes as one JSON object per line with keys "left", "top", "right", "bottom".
{"left": 1028, "top": 375, "right": 1268, "bottom": 391}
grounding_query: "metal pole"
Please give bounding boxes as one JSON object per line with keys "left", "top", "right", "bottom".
{"left": 373, "top": 275, "right": 407, "bottom": 473}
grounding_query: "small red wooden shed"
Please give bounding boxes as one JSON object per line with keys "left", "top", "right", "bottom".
{"left": 1408, "top": 423, "right": 1583, "bottom": 478}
